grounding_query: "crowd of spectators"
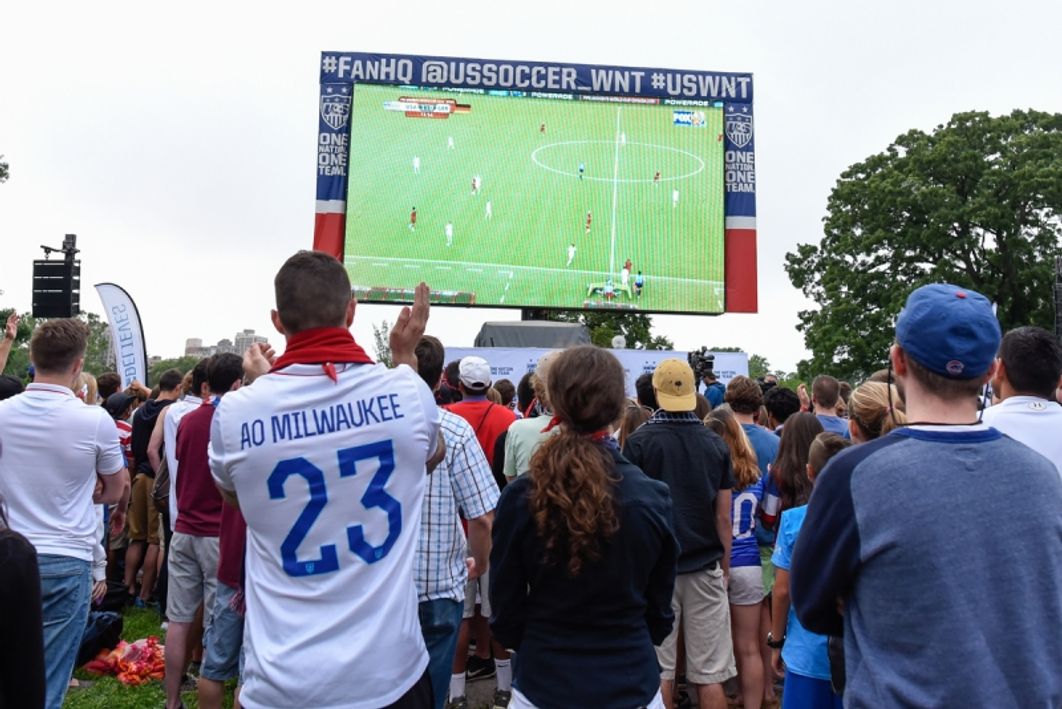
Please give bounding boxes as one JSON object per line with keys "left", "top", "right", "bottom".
{"left": 1, "top": 267, "right": 1061, "bottom": 709}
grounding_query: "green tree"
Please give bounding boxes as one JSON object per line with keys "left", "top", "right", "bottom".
{"left": 81, "top": 312, "right": 115, "bottom": 376}
{"left": 0, "top": 155, "right": 8, "bottom": 183}
{"left": 371, "top": 320, "right": 393, "bottom": 367}
{"left": 0, "top": 310, "right": 36, "bottom": 378}
{"left": 526, "top": 310, "right": 674, "bottom": 350}
{"left": 786, "top": 110, "right": 1062, "bottom": 382}
{"left": 150, "top": 355, "right": 202, "bottom": 384}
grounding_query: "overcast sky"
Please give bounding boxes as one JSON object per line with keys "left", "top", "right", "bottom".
{"left": 2, "top": 0, "right": 1059, "bottom": 372}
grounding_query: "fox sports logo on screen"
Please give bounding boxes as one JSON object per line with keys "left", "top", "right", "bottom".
{"left": 673, "top": 110, "right": 706, "bottom": 127}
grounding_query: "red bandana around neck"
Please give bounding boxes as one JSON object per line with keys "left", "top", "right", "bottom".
{"left": 270, "top": 327, "right": 374, "bottom": 382}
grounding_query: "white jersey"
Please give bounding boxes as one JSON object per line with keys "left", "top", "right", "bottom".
{"left": 210, "top": 362, "right": 441, "bottom": 709}
{"left": 163, "top": 394, "right": 203, "bottom": 531}
{"left": 0, "top": 383, "right": 125, "bottom": 560}
{"left": 982, "top": 396, "right": 1062, "bottom": 480}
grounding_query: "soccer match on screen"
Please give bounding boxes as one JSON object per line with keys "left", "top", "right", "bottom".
{"left": 342, "top": 84, "right": 726, "bottom": 313}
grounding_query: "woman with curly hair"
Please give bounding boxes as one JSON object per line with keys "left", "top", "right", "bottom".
{"left": 490, "top": 346, "right": 679, "bottom": 709}
{"left": 705, "top": 405, "right": 766, "bottom": 709}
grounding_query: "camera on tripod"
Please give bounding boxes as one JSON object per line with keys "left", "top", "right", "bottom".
{"left": 687, "top": 346, "right": 715, "bottom": 382}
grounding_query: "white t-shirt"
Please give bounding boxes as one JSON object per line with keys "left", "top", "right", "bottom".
{"left": 210, "top": 362, "right": 441, "bottom": 709}
{"left": 982, "top": 396, "right": 1062, "bottom": 479}
{"left": 163, "top": 394, "right": 203, "bottom": 531}
{"left": 0, "top": 383, "right": 125, "bottom": 560}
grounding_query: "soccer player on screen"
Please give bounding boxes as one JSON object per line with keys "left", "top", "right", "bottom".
{"left": 653, "top": 170, "right": 661, "bottom": 187}
{"left": 540, "top": 122, "right": 546, "bottom": 135}
{"left": 409, "top": 207, "right": 417, "bottom": 232}
{"left": 578, "top": 162, "right": 585, "bottom": 180}
{"left": 624, "top": 257, "right": 633, "bottom": 273}
{"left": 585, "top": 211, "right": 592, "bottom": 235}
{"left": 634, "top": 270, "right": 645, "bottom": 297}
{"left": 620, "top": 132, "right": 627, "bottom": 146}
{"left": 621, "top": 266, "right": 630, "bottom": 290}
{"left": 567, "top": 243, "right": 576, "bottom": 267}
{"left": 672, "top": 188, "right": 679, "bottom": 208}
{"left": 413, "top": 156, "right": 421, "bottom": 175}
{"left": 448, "top": 135, "right": 454, "bottom": 150}
{"left": 471, "top": 175, "right": 481, "bottom": 195}
{"left": 445, "top": 221, "right": 454, "bottom": 248}
{"left": 485, "top": 200, "right": 493, "bottom": 221}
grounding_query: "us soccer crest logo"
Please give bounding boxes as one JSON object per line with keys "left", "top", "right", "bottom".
{"left": 726, "top": 112, "right": 753, "bottom": 149}
{"left": 320, "top": 88, "right": 350, "bottom": 131}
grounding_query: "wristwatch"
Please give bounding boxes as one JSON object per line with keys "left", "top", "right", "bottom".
{"left": 766, "top": 632, "right": 785, "bottom": 649}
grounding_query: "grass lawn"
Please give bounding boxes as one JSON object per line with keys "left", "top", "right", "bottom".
{"left": 344, "top": 84, "right": 726, "bottom": 313}
{"left": 65, "top": 607, "right": 236, "bottom": 709}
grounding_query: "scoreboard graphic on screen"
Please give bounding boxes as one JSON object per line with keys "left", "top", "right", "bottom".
{"left": 315, "top": 52, "right": 756, "bottom": 314}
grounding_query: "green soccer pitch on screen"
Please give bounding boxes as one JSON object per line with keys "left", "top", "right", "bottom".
{"left": 343, "top": 83, "right": 726, "bottom": 313}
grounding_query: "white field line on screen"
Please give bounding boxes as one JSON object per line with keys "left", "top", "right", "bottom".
{"left": 608, "top": 107, "right": 622, "bottom": 278}
{"left": 346, "top": 255, "right": 723, "bottom": 288}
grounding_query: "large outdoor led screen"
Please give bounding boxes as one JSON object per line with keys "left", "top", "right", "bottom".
{"left": 342, "top": 84, "right": 726, "bottom": 313}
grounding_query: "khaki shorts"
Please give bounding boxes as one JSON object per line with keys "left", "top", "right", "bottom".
{"left": 462, "top": 571, "right": 491, "bottom": 620}
{"left": 657, "top": 565, "right": 737, "bottom": 685}
{"left": 728, "top": 566, "right": 765, "bottom": 606}
{"left": 167, "top": 532, "right": 219, "bottom": 625}
{"left": 127, "top": 473, "right": 161, "bottom": 545}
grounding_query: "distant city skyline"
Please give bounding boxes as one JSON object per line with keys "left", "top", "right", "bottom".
{"left": 184, "top": 328, "right": 268, "bottom": 358}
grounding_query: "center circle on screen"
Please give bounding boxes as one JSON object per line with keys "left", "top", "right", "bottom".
{"left": 530, "top": 140, "right": 705, "bottom": 183}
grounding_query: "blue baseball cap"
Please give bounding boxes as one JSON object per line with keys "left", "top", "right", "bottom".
{"left": 895, "top": 283, "right": 1001, "bottom": 380}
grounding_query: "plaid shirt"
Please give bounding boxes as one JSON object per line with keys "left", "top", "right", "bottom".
{"left": 415, "top": 410, "right": 499, "bottom": 602}
{"left": 646, "top": 410, "right": 703, "bottom": 425}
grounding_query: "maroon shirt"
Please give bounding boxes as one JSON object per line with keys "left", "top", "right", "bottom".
{"left": 174, "top": 402, "right": 222, "bottom": 536}
{"left": 217, "top": 502, "right": 247, "bottom": 589}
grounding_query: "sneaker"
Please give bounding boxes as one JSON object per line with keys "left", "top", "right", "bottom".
{"left": 465, "top": 655, "right": 495, "bottom": 682}
{"left": 446, "top": 696, "right": 468, "bottom": 709}
{"left": 492, "top": 689, "right": 512, "bottom": 708}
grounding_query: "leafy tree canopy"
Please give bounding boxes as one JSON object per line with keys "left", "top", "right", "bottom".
{"left": 149, "top": 355, "right": 202, "bottom": 385}
{"left": 786, "top": 110, "right": 1062, "bottom": 382}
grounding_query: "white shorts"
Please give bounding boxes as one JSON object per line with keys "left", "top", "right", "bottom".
{"left": 462, "top": 572, "right": 491, "bottom": 619}
{"left": 728, "top": 565, "right": 766, "bottom": 606}
{"left": 512, "top": 686, "right": 664, "bottom": 709}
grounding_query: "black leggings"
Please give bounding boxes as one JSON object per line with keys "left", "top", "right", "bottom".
{"left": 382, "top": 671, "right": 432, "bottom": 709}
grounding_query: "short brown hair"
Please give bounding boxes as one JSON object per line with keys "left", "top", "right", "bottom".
{"left": 30, "top": 319, "right": 89, "bottom": 374}
{"left": 812, "top": 375, "right": 840, "bottom": 408}
{"left": 903, "top": 351, "right": 984, "bottom": 401}
{"left": 274, "top": 251, "right": 351, "bottom": 334}
{"left": 414, "top": 336, "right": 445, "bottom": 389}
{"left": 807, "top": 432, "right": 851, "bottom": 476}
{"left": 97, "top": 372, "right": 122, "bottom": 400}
{"left": 725, "top": 375, "right": 763, "bottom": 415}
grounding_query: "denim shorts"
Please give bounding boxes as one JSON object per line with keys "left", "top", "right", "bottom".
{"left": 201, "top": 582, "right": 245, "bottom": 682}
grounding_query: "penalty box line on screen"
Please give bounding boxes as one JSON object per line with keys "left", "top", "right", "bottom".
{"left": 345, "top": 255, "right": 724, "bottom": 289}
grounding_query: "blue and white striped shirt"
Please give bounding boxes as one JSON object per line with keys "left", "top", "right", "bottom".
{"left": 415, "top": 410, "right": 499, "bottom": 602}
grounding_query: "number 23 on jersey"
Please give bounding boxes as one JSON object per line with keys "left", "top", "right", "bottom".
{"left": 268, "top": 439, "right": 402, "bottom": 577}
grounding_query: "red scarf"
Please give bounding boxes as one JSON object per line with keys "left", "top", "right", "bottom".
{"left": 270, "top": 327, "right": 374, "bottom": 382}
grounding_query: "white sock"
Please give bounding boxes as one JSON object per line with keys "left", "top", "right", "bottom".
{"left": 450, "top": 673, "right": 466, "bottom": 700}
{"left": 495, "top": 659, "right": 512, "bottom": 692}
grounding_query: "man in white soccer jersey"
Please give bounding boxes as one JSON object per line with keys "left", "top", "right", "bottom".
{"left": 621, "top": 265, "right": 630, "bottom": 290}
{"left": 414, "top": 156, "right": 421, "bottom": 175}
{"left": 445, "top": 221, "right": 454, "bottom": 248}
{"left": 567, "top": 243, "right": 576, "bottom": 267}
{"left": 485, "top": 200, "right": 492, "bottom": 221}
{"left": 447, "top": 136, "right": 454, "bottom": 150}
{"left": 672, "top": 188, "right": 679, "bottom": 208}
{"left": 209, "top": 251, "right": 445, "bottom": 709}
